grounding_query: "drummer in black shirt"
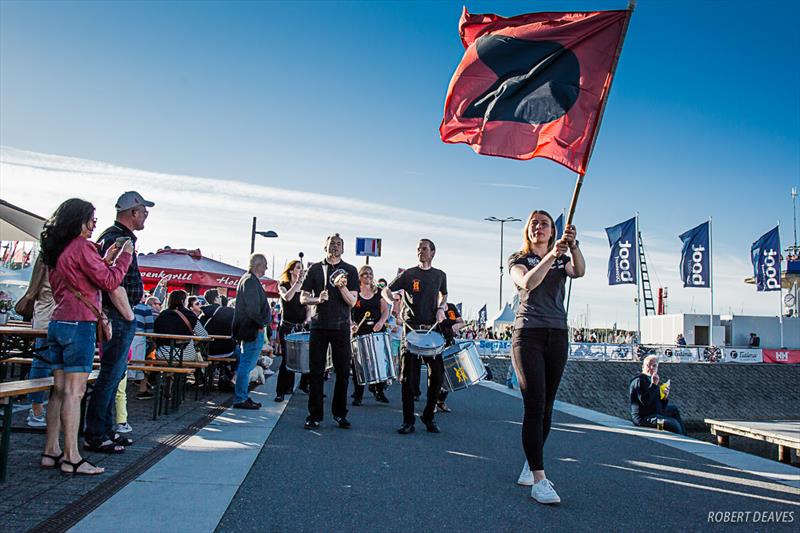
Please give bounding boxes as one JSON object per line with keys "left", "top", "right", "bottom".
{"left": 300, "top": 234, "right": 359, "bottom": 430}
{"left": 436, "top": 302, "right": 465, "bottom": 413}
{"left": 383, "top": 239, "right": 448, "bottom": 434}
{"left": 351, "top": 264, "right": 391, "bottom": 405}
{"left": 275, "top": 260, "right": 312, "bottom": 403}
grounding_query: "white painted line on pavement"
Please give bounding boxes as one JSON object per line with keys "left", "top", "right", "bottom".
{"left": 478, "top": 380, "right": 800, "bottom": 489}
{"left": 68, "top": 384, "right": 291, "bottom": 533}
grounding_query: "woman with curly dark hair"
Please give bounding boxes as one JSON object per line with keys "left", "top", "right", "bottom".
{"left": 508, "top": 209, "right": 584, "bottom": 504}
{"left": 40, "top": 198, "right": 133, "bottom": 475}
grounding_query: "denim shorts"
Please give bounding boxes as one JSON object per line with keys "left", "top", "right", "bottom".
{"left": 48, "top": 320, "right": 97, "bottom": 373}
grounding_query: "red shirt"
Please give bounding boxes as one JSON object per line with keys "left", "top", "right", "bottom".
{"left": 49, "top": 237, "right": 132, "bottom": 322}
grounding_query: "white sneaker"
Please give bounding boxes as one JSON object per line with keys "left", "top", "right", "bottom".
{"left": 26, "top": 409, "right": 47, "bottom": 428}
{"left": 265, "top": 368, "right": 276, "bottom": 376}
{"left": 115, "top": 422, "right": 133, "bottom": 434}
{"left": 531, "top": 478, "right": 561, "bottom": 504}
{"left": 517, "top": 461, "right": 534, "bottom": 486}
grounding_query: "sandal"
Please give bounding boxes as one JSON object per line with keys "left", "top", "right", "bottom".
{"left": 112, "top": 434, "right": 134, "bottom": 446}
{"left": 60, "top": 458, "right": 104, "bottom": 476}
{"left": 40, "top": 452, "right": 63, "bottom": 469}
{"left": 83, "top": 439, "right": 125, "bottom": 454}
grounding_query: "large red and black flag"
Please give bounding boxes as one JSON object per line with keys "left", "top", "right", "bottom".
{"left": 440, "top": 7, "right": 631, "bottom": 175}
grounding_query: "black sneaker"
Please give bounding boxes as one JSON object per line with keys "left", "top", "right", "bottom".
{"left": 136, "top": 391, "right": 154, "bottom": 400}
{"left": 274, "top": 395, "right": 285, "bottom": 403}
{"left": 334, "top": 416, "right": 351, "bottom": 429}
{"left": 375, "top": 392, "right": 390, "bottom": 404}
{"left": 421, "top": 419, "right": 440, "bottom": 433}
{"left": 233, "top": 398, "right": 261, "bottom": 410}
{"left": 352, "top": 398, "right": 363, "bottom": 406}
{"left": 397, "top": 423, "right": 415, "bottom": 435}
{"left": 304, "top": 420, "right": 320, "bottom": 430}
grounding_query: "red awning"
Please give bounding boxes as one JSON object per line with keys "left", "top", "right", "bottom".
{"left": 137, "top": 248, "right": 279, "bottom": 297}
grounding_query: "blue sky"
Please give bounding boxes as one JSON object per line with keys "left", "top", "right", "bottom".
{"left": 1, "top": 0, "right": 798, "bottom": 326}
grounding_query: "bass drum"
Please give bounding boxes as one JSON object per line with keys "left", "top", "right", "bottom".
{"left": 352, "top": 332, "right": 397, "bottom": 385}
{"left": 442, "top": 341, "right": 486, "bottom": 392}
{"left": 285, "top": 332, "right": 332, "bottom": 373}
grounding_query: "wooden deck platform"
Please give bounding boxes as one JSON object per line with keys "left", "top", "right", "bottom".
{"left": 705, "top": 419, "right": 800, "bottom": 463}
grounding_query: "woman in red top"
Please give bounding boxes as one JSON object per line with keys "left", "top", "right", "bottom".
{"left": 40, "top": 199, "right": 132, "bottom": 476}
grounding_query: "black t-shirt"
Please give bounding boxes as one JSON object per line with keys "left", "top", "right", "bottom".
{"left": 301, "top": 259, "right": 359, "bottom": 331}
{"left": 388, "top": 266, "right": 447, "bottom": 327}
{"left": 508, "top": 252, "right": 570, "bottom": 330}
{"left": 280, "top": 281, "right": 307, "bottom": 324}
{"left": 200, "top": 304, "right": 237, "bottom": 356}
{"left": 352, "top": 291, "right": 384, "bottom": 336}
{"left": 153, "top": 308, "right": 197, "bottom": 347}
{"left": 439, "top": 302, "right": 462, "bottom": 344}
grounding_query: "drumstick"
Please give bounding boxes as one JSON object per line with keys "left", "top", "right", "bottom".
{"left": 355, "top": 311, "right": 371, "bottom": 332}
{"left": 425, "top": 323, "right": 438, "bottom": 334}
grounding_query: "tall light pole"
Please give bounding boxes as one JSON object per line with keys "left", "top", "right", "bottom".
{"left": 250, "top": 216, "right": 278, "bottom": 254}
{"left": 485, "top": 216, "right": 521, "bottom": 310}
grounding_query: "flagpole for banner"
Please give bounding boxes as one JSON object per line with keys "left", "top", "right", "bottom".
{"left": 565, "top": 0, "right": 635, "bottom": 226}
{"left": 778, "top": 220, "right": 784, "bottom": 347}
{"left": 635, "top": 211, "right": 641, "bottom": 342}
{"left": 709, "top": 216, "right": 714, "bottom": 347}
{"left": 564, "top": 207, "right": 574, "bottom": 315}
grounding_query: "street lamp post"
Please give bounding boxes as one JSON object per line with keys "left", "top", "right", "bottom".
{"left": 250, "top": 216, "right": 278, "bottom": 254}
{"left": 485, "top": 216, "right": 521, "bottom": 311}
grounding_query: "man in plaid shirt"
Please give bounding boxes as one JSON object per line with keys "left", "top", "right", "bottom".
{"left": 84, "top": 191, "right": 154, "bottom": 453}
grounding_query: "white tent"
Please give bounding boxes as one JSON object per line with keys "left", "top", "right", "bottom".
{"left": 0, "top": 199, "right": 45, "bottom": 241}
{"left": 492, "top": 303, "right": 515, "bottom": 328}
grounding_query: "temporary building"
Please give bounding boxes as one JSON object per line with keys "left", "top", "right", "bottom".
{"left": 492, "top": 303, "right": 515, "bottom": 328}
{"left": 138, "top": 248, "right": 279, "bottom": 298}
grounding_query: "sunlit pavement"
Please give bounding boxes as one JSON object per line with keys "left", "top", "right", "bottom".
{"left": 71, "top": 373, "right": 799, "bottom": 533}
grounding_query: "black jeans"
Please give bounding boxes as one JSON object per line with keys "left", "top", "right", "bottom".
{"left": 307, "top": 329, "right": 351, "bottom": 422}
{"left": 511, "top": 327, "right": 568, "bottom": 471}
{"left": 643, "top": 405, "right": 686, "bottom": 435}
{"left": 276, "top": 324, "right": 297, "bottom": 395}
{"left": 399, "top": 351, "right": 443, "bottom": 424}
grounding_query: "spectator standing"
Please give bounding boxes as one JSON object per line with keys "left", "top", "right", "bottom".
{"left": 231, "top": 253, "right": 272, "bottom": 409}
{"left": 22, "top": 256, "right": 55, "bottom": 427}
{"left": 748, "top": 333, "right": 760, "bottom": 347}
{"left": 676, "top": 334, "right": 687, "bottom": 346}
{"left": 40, "top": 198, "right": 132, "bottom": 473}
{"left": 84, "top": 191, "right": 153, "bottom": 454}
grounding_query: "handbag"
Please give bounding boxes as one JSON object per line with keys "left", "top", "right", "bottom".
{"left": 63, "top": 280, "right": 112, "bottom": 343}
{"left": 175, "top": 309, "right": 204, "bottom": 362}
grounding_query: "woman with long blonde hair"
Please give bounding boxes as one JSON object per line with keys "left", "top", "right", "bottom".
{"left": 508, "top": 209, "right": 585, "bottom": 504}
{"left": 350, "top": 264, "right": 390, "bottom": 405}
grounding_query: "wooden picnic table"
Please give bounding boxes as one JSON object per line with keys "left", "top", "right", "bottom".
{"left": 705, "top": 419, "right": 800, "bottom": 463}
{"left": 0, "top": 327, "right": 48, "bottom": 381}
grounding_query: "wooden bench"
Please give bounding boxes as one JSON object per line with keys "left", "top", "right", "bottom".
{"left": 705, "top": 419, "right": 800, "bottom": 464}
{"left": 0, "top": 370, "right": 100, "bottom": 483}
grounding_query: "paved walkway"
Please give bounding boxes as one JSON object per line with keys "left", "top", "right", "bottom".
{"left": 69, "top": 376, "right": 799, "bottom": 533}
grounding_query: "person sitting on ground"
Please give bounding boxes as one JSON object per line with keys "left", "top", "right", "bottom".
{"left": 153, "top": 290, "right": 208, "bottom": 362}
{"left": 676, "top": 333, "right": 687, "bottom": 346}
{"left": 629, "top": 355, "right": 686, "bottom": 435}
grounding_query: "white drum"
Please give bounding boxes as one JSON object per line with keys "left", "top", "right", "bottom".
{"left": 352, "top": 332, "right": 397, "bottom": 385}
{"left": 442, "top": 341, "right": 486, "bottom": 392}
{"left": 285, "top": 332, "right": 332, "bottom": 373}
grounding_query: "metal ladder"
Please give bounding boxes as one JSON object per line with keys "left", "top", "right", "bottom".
{"left": 638, "top": 231, "right": 656, "bottom": 316}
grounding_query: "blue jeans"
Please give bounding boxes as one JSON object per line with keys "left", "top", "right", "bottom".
{"left": 29, "top": 337, "right": 52, "bottom": 404}
{"left": 235, "top": 330, "right": 264, "bottom": 404}
{"left": 84, "top": 311, "right": 136, "bottom": 441}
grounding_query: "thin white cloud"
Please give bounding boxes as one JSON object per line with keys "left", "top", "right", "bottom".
{"left": 481, "top": 182, "right": 540, "bottom": 190}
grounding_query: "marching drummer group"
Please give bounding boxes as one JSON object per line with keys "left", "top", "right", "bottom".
{"left": 271, "top": 210, "right": 584, "bottom": 505}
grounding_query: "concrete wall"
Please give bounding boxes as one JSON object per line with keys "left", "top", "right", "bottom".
{"left": 482, "top": 357, "right": 800, "bottom": 430}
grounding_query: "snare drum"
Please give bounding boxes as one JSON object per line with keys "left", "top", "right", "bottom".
{"left": 351, "top": 332, "right": 397, "bottom": 385}
{"left": 405, "top": 330, "right": 446, "bottom": 357}
{"left": 284, "top": 332, "right": 332, "bottom": 373}
{"left": 441, "top": 341, "right": 486, "bottom": 391}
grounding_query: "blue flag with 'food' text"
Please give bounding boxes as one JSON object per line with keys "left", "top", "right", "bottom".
{"left": 751, "top": 226, "right": 781, "bottom": 291}
{"left": 605, "top": 217, "right": 637, "bottom": 285}
{"left": 679, "top": 221, "right": 710, "bottom": 288}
